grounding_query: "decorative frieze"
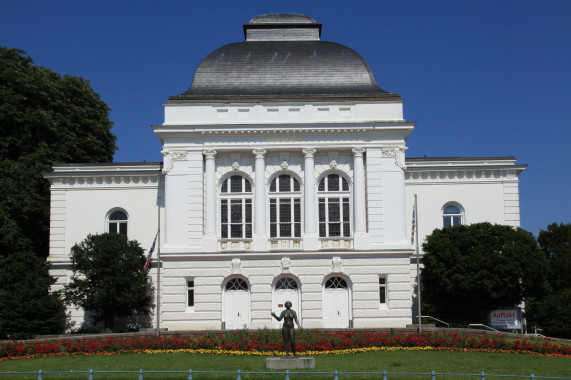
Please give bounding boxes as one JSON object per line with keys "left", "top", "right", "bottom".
{"left": 51, "top": 174, "right": 160, "bottom": 188}
{"left": 405, "top": 169, "right": 518, "bottom": 182}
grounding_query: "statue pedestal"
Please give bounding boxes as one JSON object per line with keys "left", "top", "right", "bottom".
{"left": 266, "top": 357, "right": 315, "bottom": 369}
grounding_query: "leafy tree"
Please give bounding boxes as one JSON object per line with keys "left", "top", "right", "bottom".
{"left": 421, "top": 222, "right": 548, "bottom": 326}
{"left": 0, "top": 251, "right": 64, "bottom": 339}
{"left": 64, "top": 233, "right": 152, "bottom": 330}
{"left": 0, "top": 47, "right": 116, "bottom": 259}
{"left": 0, "top": 47, "right": 116, "bottom": 336}
{"left": 528, "top": 223, "right": 571, "bottom": 338}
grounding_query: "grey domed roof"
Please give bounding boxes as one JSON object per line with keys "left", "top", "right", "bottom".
{"left": 169, "top": 14, "right": 400, "bottom": 102}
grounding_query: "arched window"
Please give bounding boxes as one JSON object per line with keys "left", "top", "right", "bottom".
{"left": 108, "top": 210, "right": 128, "bottom": 235}
{"left": 443, "top": 203, "right": 463, "bottom": 228}
{"left": 318, "top": 174, "right": 350, "bottom": 237}
{"left": 221, "top": 175, "right": 252, "bottom": 239}
{"left": 225, "top": 278, "right": 249, "bottom": 291}
{"left": 269, "top": 175, "right": 301, "bottom": 238}
{"left": 325, "top": 276, "right": 348, "bottom": 289}
{"left": 275, "top": 277, "right": 299, "bottom": 290}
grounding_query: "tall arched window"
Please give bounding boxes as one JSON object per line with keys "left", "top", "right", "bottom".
{"left": 318, "top": 174, "right": 350, "bottom": 237}
{"left": 108, "top": 210, "right": 128, "bottom": 235}
{"left": 221, "top": 175, "right": 252, "bottom": 239}
{"left": 269, "top": 175, "right": 301, "bottom": 238}
{"left": 442, "top": 203, "right": 463, "bottom": 228}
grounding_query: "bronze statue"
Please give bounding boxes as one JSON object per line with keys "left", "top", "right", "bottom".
{"left": 271, "top": 301, "right": 301, "bottom": 357}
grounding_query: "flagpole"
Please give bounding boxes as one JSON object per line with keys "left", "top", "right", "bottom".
{"left": 414, "top": 194, "right": 422, "bottom": 333}
{"left": 156, "top": 196, "right": 161, "bottom": 336}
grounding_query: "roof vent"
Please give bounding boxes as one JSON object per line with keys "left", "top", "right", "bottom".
{"left": 244, "top": 13, "right": 322, "bottom": 42}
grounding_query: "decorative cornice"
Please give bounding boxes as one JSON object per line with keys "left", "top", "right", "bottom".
{"left": 405, "top": 168, "right": 520, "bottom": 183}
{"left": 48, "top": 174, "right": 162, "bottom": 189}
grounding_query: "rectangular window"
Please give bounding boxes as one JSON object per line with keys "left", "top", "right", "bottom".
{"left": 187, "top": 280, "right": 195, "bottom": 307}
{"left": 379, "top": 277, "right": 387, "bottom": 304}
{"left": 339, "top": 107, "right": 351, "bottom": 117}
{"left": 270, "top": 198, "right": 300, "bottom": 238}
{"left": 216, "top": 109, "right": 229, "bottom": 118}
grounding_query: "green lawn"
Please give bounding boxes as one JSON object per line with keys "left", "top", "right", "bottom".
{"left": 0, "top": 350, "right": 569, "bottom": 380}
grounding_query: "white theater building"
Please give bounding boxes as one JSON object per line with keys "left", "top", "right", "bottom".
{"left": 45, "top": 14, "right": 525, "bottom": 331}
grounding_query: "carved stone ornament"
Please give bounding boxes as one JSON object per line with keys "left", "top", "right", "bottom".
{"left": 232, "top": 162, "right": 240, "bottom": 171}
{"left": 231, "top": 258, "right": 241, "bottom": 274}
{"left": 281, "top": 160, "right": 289, "bottom": 170}
{"left": 281, "top": 257, "right": 291, "bottom": 273}
{"left": 302, "top": 147, "right": 316, "bottom": 158}
{"left": 332, "top": 256, "right": 342, "bottom": 273}
{"left": 162, "top": 150, "right": 189, "bottom": 174}
{"left": 329, "top": 160, "right": 338, "bottom": 169}
{"left": 381, "top": 147, "right": 407, "bottom": 170}
{"left": 381, "top": 148, "right": 397, "bottom": 158}
{"left": 203, "top": 149, "right": 217, "bottom": 159}
{"left": 253, "top": 148, "right": 267, "bottom": 159}
{"left": 352, "top": 147, "right": 366, "bottom": 157}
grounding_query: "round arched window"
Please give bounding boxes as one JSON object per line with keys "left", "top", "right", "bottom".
{"left": 325, "top": 277, "right": 348, "bottom": 289}
{"left": 442, "top": 204, "right": 463, "bottom": 228}
{"left": 225, "top": 278, "right": 248, "bottom": 291}
{"left": 318, "top": 174, "right": 350, "bottom": 238}
{"left": 108, "top": 210, "right": 128, "bottom": 235}
{"left": 220, "top": 175, "right": 252, "bottom": 239}
{"left": 269, "top": 175, "right": 301, "bottom": 238}
{"left": 275, "top": 277, "right": 298, "bottom": 290}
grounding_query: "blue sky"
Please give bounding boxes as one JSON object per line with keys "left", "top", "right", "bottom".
{"left": 1, "top": 0, "right": 569, "bottom": 235}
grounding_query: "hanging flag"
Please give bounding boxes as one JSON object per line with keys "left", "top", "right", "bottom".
{"left": 143, "top": 232, "right": 158, "bottom": 270}
{"left": 411, "top": 204, "right": 416, "bottom": 245}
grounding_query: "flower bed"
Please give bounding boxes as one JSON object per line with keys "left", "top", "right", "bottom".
{"left": 1, "top": 331, "right": 570, "bottom": 361}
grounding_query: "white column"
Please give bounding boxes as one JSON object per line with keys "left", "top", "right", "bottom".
{"left": 302, "top": 148, "right": 316, "bottom": 234}
{"left": 253, "top": 149, "right": 267, "bottom": 234}
{"left": 203, "top": 149, "right": 217, "bottom": 236}
{"left": 352, "top": 147, "right": 366, "bottom": 233}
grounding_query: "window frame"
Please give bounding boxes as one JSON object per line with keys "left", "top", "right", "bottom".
{"left": 269, "top": 174, "right": 302, "bottom": 239}
{"left": 107, "top": 209, "right": 128, "bottom": 236}
{"left": 318, "top": 174, "right": 351, "bottom": 238}
{"left": 186, "top": 279, "right": 195, "bottom": 311}
{"left": 378, "top": 276, "right": 387, "bottom": 306}
{"left": 442, "top": 202, "right": 464, "bottom": 228}
{"left": 220, "top": 175, "right": 253, "bottom": 240}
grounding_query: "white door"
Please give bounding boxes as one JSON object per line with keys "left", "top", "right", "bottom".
{"left": 323, "top": 277, "right": 350, "bottom": 328}
{"left": 224, "top": 278, "right": 250, "bottom": 329}
{"left": 272, "top": 277, "right": 301, "bottom": 329}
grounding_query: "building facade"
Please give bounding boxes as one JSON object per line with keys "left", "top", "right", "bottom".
{"left": 45, "top": 14, "right": 525, "bottom": 331}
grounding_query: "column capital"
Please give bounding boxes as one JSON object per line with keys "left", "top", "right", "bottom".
{"left": 302, "top": 148, "right": 316, "bottom": 158}
{"left": 252, "top": 148, "right": 267, "bottom": 158}
{"left": 203, "top": 149, "right": 217, "bottom": 159}
{"left": 352, "top": 147, "right": 366, "bottom": 157}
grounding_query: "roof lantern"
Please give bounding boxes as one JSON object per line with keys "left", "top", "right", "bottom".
{"left": 244, "top": 13, "right": 322, "bottom": 41}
